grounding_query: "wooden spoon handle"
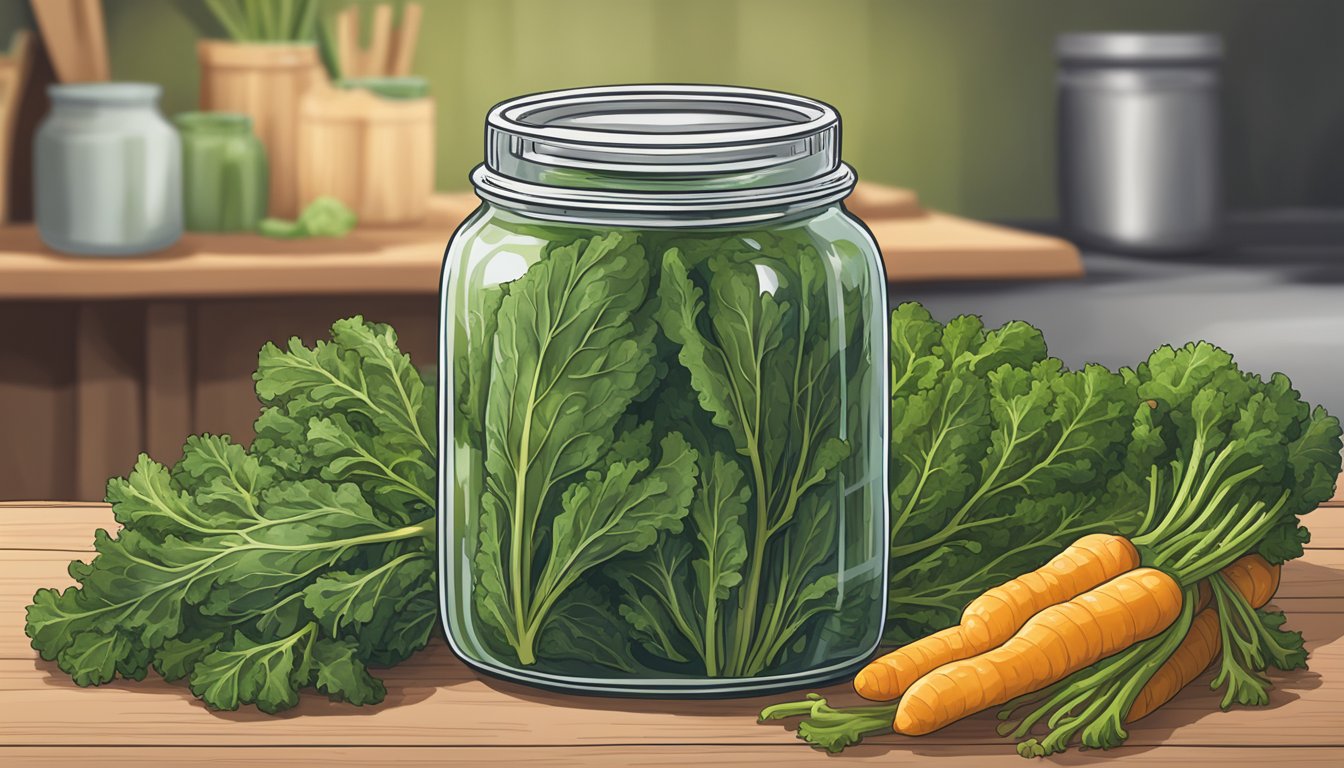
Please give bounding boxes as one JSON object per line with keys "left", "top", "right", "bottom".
{"left": 367, "top": 4, "right": 393, "bottom": 77}
{"left": 389, "top": 3, "right": 422, "bottom": 77}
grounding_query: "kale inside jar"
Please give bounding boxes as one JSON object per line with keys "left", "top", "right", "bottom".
{"left": 439, "top": 86, "right": 888, "bottom": 695}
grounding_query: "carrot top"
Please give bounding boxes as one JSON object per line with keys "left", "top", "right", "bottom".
{"left": 765, "top": 308, "right": 1340, "bottom": 756}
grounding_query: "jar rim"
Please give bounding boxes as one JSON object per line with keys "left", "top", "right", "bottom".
{"left": 174, "top": 111, "right": 253, "bottom": 130}
{"left": 475, "top": 84, "right": 855, "bottom": 224}
{"left": 49, "top": 82, "right": 161, "bottom": 105}
{"left": 488, "top": 84, "right": 838, "bottom": 148}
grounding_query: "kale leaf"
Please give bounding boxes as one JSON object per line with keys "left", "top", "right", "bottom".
{"left": 885, "top": 302, "right": 1141, "bottom": 643}
{"left": 633, "top": 244, "right": 853, "bottom": 677}
{"left": 26, "top": 317, "right": 437, "bottom": 713}
{"left": 470, "top": 232, "right": 696, "bottom": 665}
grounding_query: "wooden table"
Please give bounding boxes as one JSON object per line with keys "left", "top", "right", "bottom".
{"left": 1, "top": 501, "right": 1339, "bottom": 766}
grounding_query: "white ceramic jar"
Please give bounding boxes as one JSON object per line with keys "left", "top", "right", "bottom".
{"left": 35, "top": 83, "right": 183, "bottom": 256}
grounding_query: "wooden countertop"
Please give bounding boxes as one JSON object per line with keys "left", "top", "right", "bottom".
{"left": 0, "top": 186, "right": 1082, "bottom": 300}
{"left": 0, "top": 501, "right": 1339, "bottom": 766}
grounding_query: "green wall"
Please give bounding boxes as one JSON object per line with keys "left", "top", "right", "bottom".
{"left": 6, "top": 0, "right": 1343, "bottom": 218}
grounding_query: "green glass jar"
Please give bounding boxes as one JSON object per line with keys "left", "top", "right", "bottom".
{"left": 439, "top": 86, "right": 888, "bottom": 695}
{"left": 175, "top": 112, "right": 267, "bottom": 232}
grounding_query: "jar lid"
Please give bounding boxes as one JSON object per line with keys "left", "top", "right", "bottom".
{"left": 48, "top": 82, "right": 162, "bottom": 105}
{"left": 472, "top": 84, "right": 855, "bottom": 226}
{"left": 174, "top": 111, "right": 253, "bottom": 131}
{"left": 1056, "top": 32, "right": 1223, "bottom": 63}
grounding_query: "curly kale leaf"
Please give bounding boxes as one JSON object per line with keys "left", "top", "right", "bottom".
{"left": 26, "top": 317, "right": 437, "bottom": 712}
{"left": 885, "top": 303, "right": 1141, "bottom": 643}
{"left": 1132, "top": 343, "right": 1342, "bottom": 583}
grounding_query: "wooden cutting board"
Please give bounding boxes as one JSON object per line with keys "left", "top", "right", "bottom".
{"left": 847, "top": 182, "right": 1083, "bottom": 282}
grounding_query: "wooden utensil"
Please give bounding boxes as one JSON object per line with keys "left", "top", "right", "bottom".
{"left": 30, "top": 0, "right": 82, "bottom": 82}
{"left": 335, "top": 4, "right": 422, "bottom": 77}
{"left": 29, "top": 0, "right": 109, "bottom": 82}
{"left": 389, "top": 3, "right": 422, "bottom": 76}
{"left": 367, "top": 4, "right": 393, "bottom": 77}
{"left": 78, "top": 0, "right": 110, "bottom": 81}
{"left": 335, "top": 7, "right": 361, "bottom": 78}
{"left": 0, "top": 31, "right": 33, "bottom": 222}
{"left": 4, "top": 34, "right": 55, "bottom": 221}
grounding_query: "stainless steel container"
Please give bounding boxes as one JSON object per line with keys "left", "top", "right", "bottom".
{"left": 1057, "top": 33, "right": 1222, "bottom": 254}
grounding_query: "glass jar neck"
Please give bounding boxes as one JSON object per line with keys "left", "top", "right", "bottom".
{"left": 49, "top": 83, "right": 161, "bottom": 114}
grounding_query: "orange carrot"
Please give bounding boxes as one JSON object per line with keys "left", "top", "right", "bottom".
{"left": 1126, "top": 555, "right": 1280, "bottom": 722}
{"left": 1217, "top": 552, "right": 1281, "bottom": 609}
{"left": 893, "top": 567, "right": 1183, "bottom": 735}
{"left": 855, "top": 534, "right": 1140, "bottom": 701}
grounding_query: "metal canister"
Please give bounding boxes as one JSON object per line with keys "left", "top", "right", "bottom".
{"left": 1056, "top": 33, "right": 1223, "bottom": 254}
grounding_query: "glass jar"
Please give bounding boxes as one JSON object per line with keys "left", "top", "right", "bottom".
{"left": 439, "top": 85, "right": 888, "bottom": 695}
{"left": 35, "top": 83, "right": 182, "bottom": 256}
{"left": 175, "top": 111, "right": 268, "bottom": 233}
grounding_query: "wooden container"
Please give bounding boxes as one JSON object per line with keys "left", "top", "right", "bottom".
{"left": 197, "top": 40, "right": 324, "bottom": 219}
{"left": 297, "top": 86, "right": 435, "bottom": 226}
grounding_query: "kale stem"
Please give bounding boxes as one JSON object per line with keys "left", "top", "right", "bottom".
{"left": 728, "top": 438, "right": 773, "bottom": 676}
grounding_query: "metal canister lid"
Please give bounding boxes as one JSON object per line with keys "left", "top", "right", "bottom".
{"left": 1056, "top": 32, "right": 1223, "bottom": 64}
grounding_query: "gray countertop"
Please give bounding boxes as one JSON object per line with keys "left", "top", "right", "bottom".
{"left": 896, "top": 212, "right": 1344, "bottom": 416}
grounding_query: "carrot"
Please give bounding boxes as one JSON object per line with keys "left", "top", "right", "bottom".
{"left": 1217, "top": 552, "right": 1281, "bottom": 609}
{"left": 855, "top": 533, "right": 1140, "bottom": 701}
{"left": 1126, "top": 555, "right": 1280, "bottom": 722}
{"left": 893, "top": 567, "right": 1183, "bottom": 735}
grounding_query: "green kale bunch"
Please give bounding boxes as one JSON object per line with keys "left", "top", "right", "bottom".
{"left": 25, "top": 317, "right": 437, "bottom": 713}
{"left": 885, "top": 302, "right": 1145, "bottom": 643}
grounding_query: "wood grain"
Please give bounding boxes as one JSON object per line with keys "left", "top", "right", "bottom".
{"left": 143, "top": 302, "right": 194, "bottom": 467}
{"left": 73, "top": 304, "right": 144, "bottom": 501}
{"left": 1, "top": 746, "right": 1341, "bottom": 768}
{"left": 0, "top": 303, "right": 76, "bottom": 500}
{"left": 0, "top": 501, "right": 1339, "bottom": 764}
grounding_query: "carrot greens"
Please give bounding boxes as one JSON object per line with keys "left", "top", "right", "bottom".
{"left": 763, "top": 305, "right": 1339, "bottom": 755}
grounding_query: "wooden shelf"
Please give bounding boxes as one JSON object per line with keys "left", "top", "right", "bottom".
{"left": 0, "top": 502, "right": 1339, "bottom": 765}
{"left": 0, "top": 186, "right": 1081, "bottom": 300}
{"left": 0, "top": 196, "right": 480, "bottom": 300}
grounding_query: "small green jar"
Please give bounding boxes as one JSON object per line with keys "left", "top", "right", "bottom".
{"left": 175, "top": 112, "right": 268, "bottom": 233}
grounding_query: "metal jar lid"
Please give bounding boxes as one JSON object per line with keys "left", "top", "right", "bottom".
{"left": 471, "top": 84, "right": 856, "bottom": 226}
{"left": 1056, "top": 32, "right": 1224, "bottom": 64}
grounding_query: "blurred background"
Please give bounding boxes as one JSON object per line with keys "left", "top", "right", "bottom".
{"left": 2, "top": 0, "right": 1342, "bottom": 501}
{"left": 3, "top": 0, "right": 1341, "bottom": 219}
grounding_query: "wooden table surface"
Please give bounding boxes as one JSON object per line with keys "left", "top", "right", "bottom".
{"left": 1, "top": 501, "right": 1339, "bottom": 766}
